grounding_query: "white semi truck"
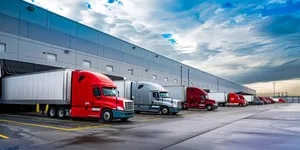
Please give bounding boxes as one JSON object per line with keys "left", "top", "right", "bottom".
{"left": 114, "top": 80, "right": 181, "bottom": 115}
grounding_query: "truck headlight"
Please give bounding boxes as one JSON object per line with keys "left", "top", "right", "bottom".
{"left": 117, "top": 106, "right": 124, "bottom": 111}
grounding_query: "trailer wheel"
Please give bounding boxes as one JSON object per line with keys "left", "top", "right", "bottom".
{"left": 161, "top": 106, "right": 170, "bottom": 115}
{"left": 57, "top": 108, "right": 66, "bottom": 119}
{"left": 238, "top": 103, "right": 243, "bottom": 107}
{"left": 48, "top": 107, "right": 57, "bottom": 118}
{"left": 102, "top": 109, "right": 113, "bottom": 123}
{"left": 206, "top": 105, "right": 213, "bottom": 111}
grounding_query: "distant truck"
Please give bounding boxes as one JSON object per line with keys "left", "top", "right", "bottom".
{"left": 163, "top": 85, "right": 218, "bottom": 111}
{"left": 208, "top": 92, "right": 247, "bottom": 107}
{"left": 242, "top": 95, "right": 254, "bottom": 105}
{"left": 0, "top": 69, "right": 134, "bottom": 123}
{"left": 114, "top": 81, "right": 181, "bottom": 115}
{"left": 258, "top": 96, "right": 270, "bottom": 104}
{"left": 253, "top": 96, "right": 264, "bottom": 105}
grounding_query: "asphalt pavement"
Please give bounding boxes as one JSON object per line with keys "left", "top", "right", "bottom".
{"left": 1, "top": 103, "right": 299, "bottom": 150}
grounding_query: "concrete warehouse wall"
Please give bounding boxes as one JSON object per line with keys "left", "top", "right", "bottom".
{"left": 0, "top": 0, "right": 255, "bottom": 94}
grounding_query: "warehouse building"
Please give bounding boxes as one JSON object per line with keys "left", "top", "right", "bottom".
{"left": 0, "top": 0, "right": 255, "bottom": 94}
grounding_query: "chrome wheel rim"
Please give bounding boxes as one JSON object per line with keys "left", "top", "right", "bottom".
{"left": 162, "top": 108, "right": 168, "bottom": 114}
{"left": 103, "top": 111, "right": 111, "bottom": 121}
{"left": 58, "top": 110, "right": 64, "bottom": 117}
{"left": 50, "top": 109, "right": 55, "bottom": 116}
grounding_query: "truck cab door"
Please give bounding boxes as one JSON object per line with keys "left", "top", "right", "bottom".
{"left": 151, "top": 92, "right": 162, "bottom": 108}
{"left": 198, "top": 95, "right": 206, "bottom": 109}
{"left": 87, "top": 86, "right": 102, "bottom": 117}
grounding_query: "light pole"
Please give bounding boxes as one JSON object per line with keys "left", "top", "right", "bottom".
{"left": 273, "top": 82, "right": 276, "bottom": 97}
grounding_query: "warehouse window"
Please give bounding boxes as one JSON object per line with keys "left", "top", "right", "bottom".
{"left": 174, "top": 79, "right": 177, "bottom": 83}
{"left": 83, "top": 60, "right": 91, "bottom": 68}
{"left": 128, "top": 69, "right": 133, "bottom": 75}
{"left": 107, "top": 65, "right": 113, "bottom": 72}
{"left": 47, "top": 53, "right": 57, "bottom": 61}
{"left": 0, "top": 43, "right": 6, "bottom": 52}
{"left": 164, "top": 77, "right": 168, "bottom": 82}
{"left": 153, "top": 75, "right": 157, "bottom": 80}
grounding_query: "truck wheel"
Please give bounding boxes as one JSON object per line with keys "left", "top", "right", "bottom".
{"left": 161, "top": 106, "right": 170, "bottom": 115}
{"left": 57, "top": 108, "right": 66, "bottom": 119}
{"left": 121, "top": 118, "right": 129, "bottom": 122}
{"left": 48, "top": 107, "right": 57, "bottom": 118}
{"left": 206, "top": 105, "right": 213, "bottom": 111}
{"left": 239, "top": 103, "right": 243, "bottom": 107}
{"left": 102, "top": 109, "right": 113, "bottom": 123}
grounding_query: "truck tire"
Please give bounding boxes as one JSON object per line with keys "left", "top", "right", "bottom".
{"left": 48, "top": 107, "right": 57, "bottom": 118}
{"left": 121, "top": 118, "right": 129, "bottom": 122}
{"left": 206, "top": 105, "right": 213, "bottom": 111}
{"left": 161, "top": 106, "right": 170, "bottom": 115}
{"left": 57, "top": 108, "right": 66, "bottom": 119}
{"left": 102, "top": 109, "right": 113, "bottom": 123}
{"left": 238, "top": 103, "right": 243, "bottom": 107}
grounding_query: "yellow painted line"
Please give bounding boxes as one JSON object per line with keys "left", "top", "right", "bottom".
{"left": 0, "top": 119, "right": 111, "bottom": 131}
{"left": 1, "top": 114, "right": 94, "bottom": 125}
{"left": 0, "top": 134, "right": 9, "bottom": 139}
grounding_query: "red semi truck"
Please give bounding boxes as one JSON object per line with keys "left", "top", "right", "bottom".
{"left": 164, "top": 86, "right": 218, "bottom": 111}
{"left": 258, "top": 96, "right": 270, "bottom": 104}
{"left": 208, "top": 92, "right": 247, "bottom": 107}
{"left": 238, "top": 94, "right": 249, "bottom": 106}
{"left": 0, "top": 69, "right": 134, "bottom": 123}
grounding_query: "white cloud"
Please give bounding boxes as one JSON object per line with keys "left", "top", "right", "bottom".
{"left": 24, "top": 0, "right": 300, "bottom": 95}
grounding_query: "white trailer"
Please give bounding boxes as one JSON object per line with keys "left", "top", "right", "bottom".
{"left": 271, "top": 97, "right": 280, "bottom": 103}
{"left": 163, "top": 85, "right": 186, "bottom": 103}
{"left": 208, "top": 92, "right": 227, "bottom": 106}
{"left": 243, "top": 95, "right": 254, "bottom": 105}
{"left": 0, "top": 69, "right": 72, "bottom": 105}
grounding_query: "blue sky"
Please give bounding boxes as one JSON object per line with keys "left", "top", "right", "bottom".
{"left": 25, "top": 0, "right": 300, "bottom": 95}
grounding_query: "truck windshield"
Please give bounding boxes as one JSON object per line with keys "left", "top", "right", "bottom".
{"left": 160, "top": 92, "right": 170, "bottom": 98}
{"left": 102, "top": 88, "right": 117, "bottom": 97}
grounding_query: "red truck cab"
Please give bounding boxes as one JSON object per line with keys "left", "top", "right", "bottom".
{"left": 279, "top": 98, "right": 286, "bottom": 103}
{"left": 266, "top": 97, "right": 275, "bottom": 104}
{"left": 258, "top": 96, "right": 269, "bottom": 104}
{"left": 70, "top": 70, "right": 134, "bottom": 123}
{"left": 186, "top": 87, "right": 218, "bottom": 111}
{"left": 228, "top": 93, "right": 247, "bottom": 107}
{"left": 238, "top": 94, "right": 248, "bottom": 106}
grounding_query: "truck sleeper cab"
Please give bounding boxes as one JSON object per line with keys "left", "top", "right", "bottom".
{"left": 164, "top": 86, "right": 218, "bottom": 111}
{"left": 115, "top": 81, "right": 181, "bottom": 115}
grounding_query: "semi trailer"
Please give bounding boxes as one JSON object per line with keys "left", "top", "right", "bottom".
{"left": 163, "top": 85, "right": 218, "bottom": 111}
{"left": 208, "top": 92, "right": 247, "bottom": 107}
{"left": 114, "top": 80, "right": 181, "bottom": 115}
{"left": 243, "top": 95, "right": 254, "bottom": 105}
{"left": 0, "top": 69, "right": 134, "bottom": 123}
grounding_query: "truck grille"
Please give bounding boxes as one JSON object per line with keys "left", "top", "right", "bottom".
{"left": 125, "top": 101, "right": 134, "bottom": 111}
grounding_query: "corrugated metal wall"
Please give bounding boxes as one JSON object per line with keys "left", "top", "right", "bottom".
{"left": 0, "top": 0, "right": 255, "bottom": 94}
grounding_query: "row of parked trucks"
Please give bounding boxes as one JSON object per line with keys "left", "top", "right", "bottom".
{"left": 0, "top": 69, "right": 285, "bottom": 123}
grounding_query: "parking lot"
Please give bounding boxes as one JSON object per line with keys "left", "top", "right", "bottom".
{"left": 1, "top": 103, "right": 300, "bottom": 150}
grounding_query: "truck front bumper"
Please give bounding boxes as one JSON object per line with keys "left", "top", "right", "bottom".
{"left": 112, "top": 110, "right": 134, "bottom": 119}
{"left": 213, "top": 105, "right": 218, "bottom": 110}
{"left": 169, "top": 107, "right": 181, "bottom": 113}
